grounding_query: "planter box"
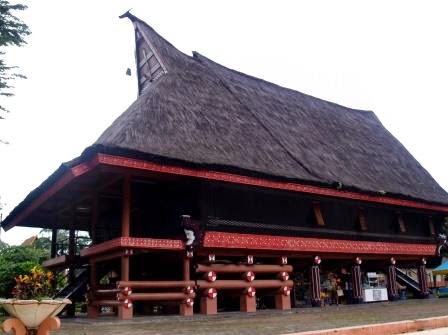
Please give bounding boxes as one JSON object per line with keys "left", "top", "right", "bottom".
{"left": 0, "top": 299, "right": 71, "bottom": 329}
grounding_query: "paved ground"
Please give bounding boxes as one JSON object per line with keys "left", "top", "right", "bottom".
{"left": 406, "top": 328, "right": 448, "bottom": 335}
{"left": 54, "top": 299, "right": 448, "bottom": 335}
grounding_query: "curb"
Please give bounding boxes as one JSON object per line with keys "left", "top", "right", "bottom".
{"left": 283, "top": 315, "right": 448, "bottom": 335}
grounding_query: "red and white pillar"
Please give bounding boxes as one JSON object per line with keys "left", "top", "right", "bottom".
{"left": 201, "top": 288, "right": 217, "bottom": 315}
{"left": 275, "top": 257, "right": 291, "bottom": 310}
{"left": 240, "top": 287, "right": 256, "bottom": 312}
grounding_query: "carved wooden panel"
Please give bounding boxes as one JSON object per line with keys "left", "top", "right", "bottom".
{"left": 202, "top": 231, "right": 436, "bottom": 256}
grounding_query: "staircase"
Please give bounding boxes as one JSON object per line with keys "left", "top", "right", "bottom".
{"left": 54, "top": 267, "right": 89, "bottom": 300}
{"left": 396, "top": 268, "right": 432, "bottom": 296}
{"left": 53, "top": 266, "right": 89, "bottom": 316}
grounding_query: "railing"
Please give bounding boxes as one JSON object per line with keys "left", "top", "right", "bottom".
{"left": 54, "top": 236, "right": 92, "bottom": 257}
{"left": 400, "top": 268, "right": 434, "bottom": 287}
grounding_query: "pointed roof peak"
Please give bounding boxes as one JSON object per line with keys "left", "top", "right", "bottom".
{"left": 120, "top": 11, "right": 192, "bottom": 95}
{"left": 118, "top": 9, "right": 136, "bottom": 21}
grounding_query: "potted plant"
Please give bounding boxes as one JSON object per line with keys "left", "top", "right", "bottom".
{"left": 0, "top": 266, "right": 71, "bottom": 334}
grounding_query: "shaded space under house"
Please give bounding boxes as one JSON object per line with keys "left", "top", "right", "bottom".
{"left": 2, "top": 11, "right": 448, "bottom": 319}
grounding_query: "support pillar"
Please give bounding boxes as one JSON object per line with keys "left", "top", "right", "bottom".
{"left": 179, "top": 300, "right": 194, "bottom": 316}
{"left": 181, "top": 253, "right": 195, "bottom": 316}
{"left": 417, "top": 258, "right": 430, "bottom": 298}
{"left": 183, "top": 256, "right": 190, "bottom": 282}
{"left": 87, "top": 261, "right": 99, "bottom": 318}
{"left": 87, "top": 305, "right": 99, "bottom": 319}
{"left": 118, "top": 253, "right": 133, "bottom": 319}
{"left": 310, "top": 256, "right": 322, "bottom": 306}
{"left": 200, "top": 291, "right": 217, "bottom": 315}
{"left": 200, "top": 297, "right": 217, "bottom": 315}
{"left": 276, "top": 258, "right": 291, "bottom": 310}
{"left": 387, "top": 257, "right": 399, "bottom": 301}
{"left": 118, "top": 175, "right": 133, "bottom": 320}
{"left": 66, "top": 210, "right": 76, "bottom": 317}
{"left": 50, "top": 229, "right": 57, "bottom": 258}
{"left": 275, "top": 292, "right": 291, "bottom": 310}
{"left": 351, "top": 257, "right": 363, "bottom": 303}
{"left": 121, "top": 174, "right": 131, "bottom": 238}
{"left": 90, "top": 194, "right": 98, "bottom": 244}
{"left": 240, "top": 288, "right": 256, "bottom": 313}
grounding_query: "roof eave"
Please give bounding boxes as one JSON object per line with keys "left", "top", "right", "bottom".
{"left": 3, "top": 152, "right": 448, "bottom": 232}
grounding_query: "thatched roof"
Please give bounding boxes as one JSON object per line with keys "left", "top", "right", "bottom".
{"left": 93, "top": 13, "right": 448, "bottom": 205}
{"left": 2, "top": 14, "right": 448, "bottom": 230}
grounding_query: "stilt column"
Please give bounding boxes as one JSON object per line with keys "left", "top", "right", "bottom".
{"left": 387, "top": 257, "right": 399, "bottom": 301}
{"left": 180, "top": 253, "right": 194, "bottom": 316}
{"left": 201, "top": 288, "right": 217, "bottom": 315}
{"left": 87, "top": 260, "right": 99, "bottom": 318}
{"left": 275, "top": 256, "right": 291, "bottom": 310}
{"left": 351, "top": 257, "right": 363, "bottom": 303}
{"left": 118, "top": 175, "right": 133, "bottom": 320}
{"left": 310, "top": 256, "right": 322, "bottom": 307}
{"left": 50, "top": 229, "right": 58, "bottom": 258}
{"left": 66, "top": 209, "right": 76, "bottom": 317}
{"left": 240, "top": 287, "right": 256, "bottom": 312}
{"left": 417, "top": 258, "right": 430, "bottom": 298}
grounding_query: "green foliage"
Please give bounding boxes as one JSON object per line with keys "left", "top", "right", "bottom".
{"left": 12, "top": 266, "right": 55, "bottom": 300}
{"left": 0, "top": 240, "right": 7, "bottom": 249}
{"left": 0, "top": 245, "right": 49, "bottom": 298}
{"left": 0, "top": 0, "right": 30, "bottom": 118}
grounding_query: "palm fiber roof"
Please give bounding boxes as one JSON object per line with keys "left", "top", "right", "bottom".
{"left": 94, "top": 13, "right": 448, "bottom": 205}
{"left": 2, "top": 13, "right": 448, "bottom": 229}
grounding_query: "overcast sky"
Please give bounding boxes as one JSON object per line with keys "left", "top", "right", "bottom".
{"left": 0, "top": 0, "right": 447, "bottom": 245}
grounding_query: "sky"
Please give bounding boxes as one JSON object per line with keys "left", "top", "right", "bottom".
{"left": 0, "top": 0, "right": 447, "bottom": 245}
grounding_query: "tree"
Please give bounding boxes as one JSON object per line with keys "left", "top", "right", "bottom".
{"left": 0, "top": 245, "right": 49, "bottom": 297}
{"left": 0, "top": 0, "right": 31, "bottom": 123}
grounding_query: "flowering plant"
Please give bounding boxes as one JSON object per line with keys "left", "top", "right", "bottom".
{"left": 11, "top": 266, "right": 55, "bottom": 300}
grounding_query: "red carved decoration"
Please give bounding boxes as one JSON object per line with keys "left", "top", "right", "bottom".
{"left": 202, "top": 232, "right": 437, "bottom": 256}
{"left": 97, "top": 154, "right": 448, "bottom": 213}
{"left": 7, "top": 152, "right": 448, "bottom": 231}
{"left": 80, "top": 237, "right": 185, "bottom": 258}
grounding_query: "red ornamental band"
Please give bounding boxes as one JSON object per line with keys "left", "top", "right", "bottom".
{"left": 96, "top": 154, "right": 448, "bottom": 213}
{"left": 203, "top": 231, "right": 437, "bottom": 256}
{"left": 5, "top": 152, "right": 448, "bottom": 231}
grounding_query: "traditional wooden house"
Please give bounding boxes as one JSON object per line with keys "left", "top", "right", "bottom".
{"left": 2, "top": 12, "right": 448, "bottom": 319}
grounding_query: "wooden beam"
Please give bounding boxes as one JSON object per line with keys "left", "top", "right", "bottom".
{"left": 89, "top": 250, "right": 129, "bottom": 264}
{"left": 196, "top": 264, "right": 293, "bottom": 274}
{"left": 117, "top": 280, "right": 194, "bottom": 289}
{"left": 80, "top": 237, "right": 184, "bottom": 258}
{"left": 42, "top": 255, "right": 67, "bottom": 269}
{"left": 397, "top": 213, "right": 407, "bottom": 233}
{"left": 128, "top": 292, "right": 194, "bottom": 301}
{"left": 428, "top": 217, "right": 436, "bottom": 236}
{"left": 358, "top": 208, "right": 368, "bottom": 232}
{"left": 313, "top": 202, "right": 325, "bottom": 226}
{"left": 196, "top": 279, "right": 293, "bottom": 290}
